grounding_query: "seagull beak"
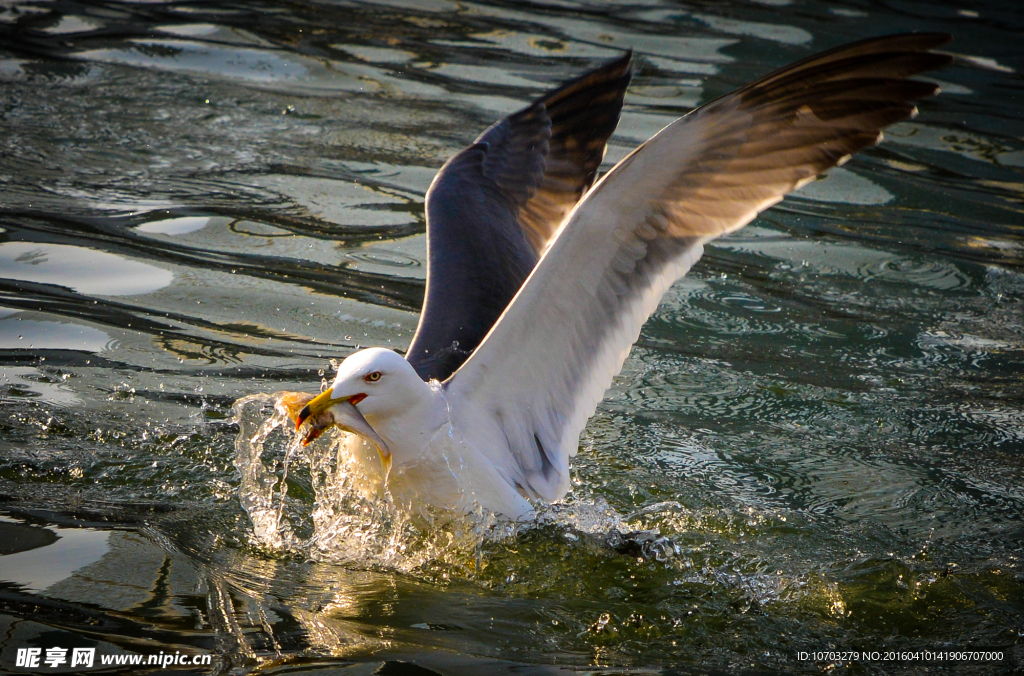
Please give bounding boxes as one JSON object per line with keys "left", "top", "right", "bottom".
{"left": 295, "top": 387, "right": 338, "bottom": 430}
{"left": 294, "top": 388, "right": 392, "bottom": 472}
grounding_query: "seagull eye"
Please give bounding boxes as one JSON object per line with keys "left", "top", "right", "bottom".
{"left": 364, "top": 371, "right": 382, "bottom": 382}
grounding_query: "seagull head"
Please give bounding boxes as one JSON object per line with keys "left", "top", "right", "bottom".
{"left": 295, "top": 348, "right": 425, "bottom": 471}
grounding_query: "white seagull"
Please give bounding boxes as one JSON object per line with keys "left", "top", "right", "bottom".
{"left": 284, "top": 33, "right": 952, "bottom": 520}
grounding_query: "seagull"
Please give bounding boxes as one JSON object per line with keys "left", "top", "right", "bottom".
{"left": 283, "top": 33, "right": 952, "bottom": 521}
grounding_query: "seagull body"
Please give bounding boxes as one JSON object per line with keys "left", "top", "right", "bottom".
{"left": 295, "top": 348, "right": 536, "bottom": 518}
{"left": 290, "top": 34, "right": 952, "bottom": 520}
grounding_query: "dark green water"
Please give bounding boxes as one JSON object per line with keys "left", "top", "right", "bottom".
{"left": 1, "top": 1, "right": 1022, "bottom": 674}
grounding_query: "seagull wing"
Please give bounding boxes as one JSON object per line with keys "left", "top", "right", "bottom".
{"left": 406, "top": 54, "right": 632, "bottom": 382}
{"left": 446, "top": 33, "right": 952, "bottom": 501}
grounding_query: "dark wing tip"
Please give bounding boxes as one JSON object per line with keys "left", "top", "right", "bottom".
{"left": 541, "top": 50, "right": 632, "bottom": 101}
{"left": 511, "top": 53, "right": 634, "bottom": 252}
{"left": 797, "top": 31, "right": 953, "bottom": 63}
{"left": 734, "top": 32, "right": 953, "bottom": 113}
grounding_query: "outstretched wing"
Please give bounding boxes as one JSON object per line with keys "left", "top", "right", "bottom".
{"left": 406, "top": 53, "right": 632, "bottom": 382}
{"left": 446, "top": 33, "right": 952, "bottom": 501}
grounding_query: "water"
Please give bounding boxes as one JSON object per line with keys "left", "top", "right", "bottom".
{"left": 1, "top": 1, "right": 1023, "bottom": 673}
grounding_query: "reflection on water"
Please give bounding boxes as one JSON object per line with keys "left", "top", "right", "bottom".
{"left": 792, "top": 167, "right": 894, "bottom": 205}
{"left": 0, "top": 518, "right": 110, "bottom": 591}
{"left": 137, "top": 215, "right": 211, "bottom": 236}
{"left": 1, "top": 0, "right": 1023, "bottom": 673}
{"left": 0, "top": 242, "right": 174, "bottom": 296}
{"left": 0, "top": 316, "right": 112, "bottom": 353}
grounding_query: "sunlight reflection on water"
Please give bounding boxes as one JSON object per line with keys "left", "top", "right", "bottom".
{"left": 0, "top": 242, "right": 174, "bottom": 296}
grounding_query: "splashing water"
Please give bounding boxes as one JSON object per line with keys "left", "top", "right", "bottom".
{"left": 231, "top": 397, "right": 867, "bottom": 620}
{"left": 232, "top": 393, "right": 299, "bottom": 552}
{"left": 230, "top": 391, "right": 663, "bottom": 576}
{"left": 231, "top": 392, "right": 519, "bottom": 573}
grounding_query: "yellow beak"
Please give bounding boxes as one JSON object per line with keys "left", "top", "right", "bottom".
{"left": 294, "top": 387, "right": 391, "bottom": 474}
{"left": 295, "top": 387, "right": 340, "bottom": 430}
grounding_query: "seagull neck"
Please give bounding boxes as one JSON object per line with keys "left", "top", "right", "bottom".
{"left": 364, "top": 380, "right": 448, "bottom": 461}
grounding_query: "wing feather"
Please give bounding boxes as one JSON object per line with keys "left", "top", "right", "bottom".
{"left": 406, "top": 54, "right": 632, "bottom": 382}
{"left": 446, "top": 33, "right": 952, "bottom": 501}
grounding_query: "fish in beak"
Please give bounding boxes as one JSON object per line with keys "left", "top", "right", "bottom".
{"left": 276, "top": 389, "right": 391, "bottom": 474}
